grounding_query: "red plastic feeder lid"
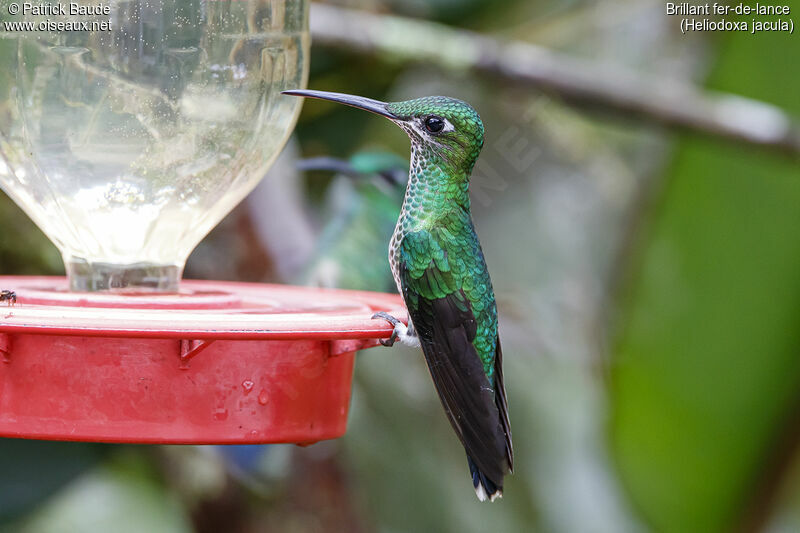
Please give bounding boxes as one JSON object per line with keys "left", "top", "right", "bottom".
{"left": 0, "top": 276, "right": 404, "bottom": 445}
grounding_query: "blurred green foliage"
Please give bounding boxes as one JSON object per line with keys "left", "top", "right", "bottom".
{"left": 0, "top": 194, "right": 61, "bottom": 274}
{"left": 610, "top": 28, "right": 800, "bottom": 533}
{"left": 14, "top": 450, "right": 192, "bottom": 533}
{"left": 0, "top": 441, "right": 106, "bottom": 524}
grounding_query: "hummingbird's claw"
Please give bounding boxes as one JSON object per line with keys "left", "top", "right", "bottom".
{"left": 371, "top": 312, "right": 420, "bottom": 347}
{"left": 372, "top": 311, "right": 400, "bottom": 346}
{"left": 380, "top": 335, "right": 397, "bottom": 347}
{"left": 371, "top": 311, "right": 399, "bottom": 326}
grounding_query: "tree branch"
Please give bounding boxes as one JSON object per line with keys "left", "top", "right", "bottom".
{"left": 310, "top": 4, "right": 800, "bottom": 155}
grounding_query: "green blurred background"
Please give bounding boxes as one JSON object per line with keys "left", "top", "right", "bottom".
{"left": 1, "top": 1, "right": 799, "bottom": 532}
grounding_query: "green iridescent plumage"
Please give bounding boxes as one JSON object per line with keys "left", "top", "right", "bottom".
{"left": 283, "top": 89, "right": 513, "bottom": 502}
{"left": 398, "top": 212, "right": 498, "bottom": 378}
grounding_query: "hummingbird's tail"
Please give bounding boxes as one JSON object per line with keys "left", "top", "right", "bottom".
{"left": 468, "top": 455, "right": 502, "bottom": 502}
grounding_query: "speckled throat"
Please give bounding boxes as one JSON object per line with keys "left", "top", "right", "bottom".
{"left": 388, "top": 139, "right": 472, "bottom": 294}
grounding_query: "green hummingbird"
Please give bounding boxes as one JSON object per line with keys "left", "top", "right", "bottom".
{"left": 297, "top": 151, "right": 407, "bottom": 291}
{"left": 284, "top": 90, "right": 513, "bottom": 501}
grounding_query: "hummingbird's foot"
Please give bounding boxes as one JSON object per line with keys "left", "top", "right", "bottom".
{"left": 371, "top": 312, "right": 420, "bottom": 347}
{"left": 372, "top": 312, "right": 399, "bottom": 346}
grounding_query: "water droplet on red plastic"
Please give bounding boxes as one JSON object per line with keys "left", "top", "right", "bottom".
{"left": 258, "top": 390, "right": 269, "bottom": 405}
{"left": 213, "top": 408, "right": 228, "bottom": 421}
{"left": 242, "top": 380, "right": 254, "bottom": 394}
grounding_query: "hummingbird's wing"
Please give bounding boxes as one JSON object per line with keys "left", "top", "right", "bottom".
{"left": 399, "top": 226, "right": 512, "bottom": 497}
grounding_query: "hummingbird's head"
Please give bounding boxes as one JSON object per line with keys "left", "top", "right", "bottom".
{"left": 283, "top": 90, "right": 484, "bottom": 174}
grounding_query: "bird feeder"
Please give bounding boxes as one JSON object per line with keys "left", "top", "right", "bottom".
{"left": 0, "top": 0, "right": 400, "bottom": 444}
{"left": 0, "top": 277, "right": 401, "bottom": 444}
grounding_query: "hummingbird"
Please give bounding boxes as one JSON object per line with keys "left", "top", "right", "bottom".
{"left": 283, "top": 90, "right": 513, "bottom": 501}
{"left": 297, "top": 151, "right": 408, "bottom": 291}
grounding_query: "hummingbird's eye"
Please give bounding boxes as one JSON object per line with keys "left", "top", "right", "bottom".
{"left": 424, "top": 116, "right": 445, "bottom": 133}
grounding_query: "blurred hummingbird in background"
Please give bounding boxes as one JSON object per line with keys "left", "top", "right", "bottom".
{"left": 297, "top": 151, "right": 407, "bottom": 291}
{"left": 284, "top": 90, "right": 513, "bottom": 501}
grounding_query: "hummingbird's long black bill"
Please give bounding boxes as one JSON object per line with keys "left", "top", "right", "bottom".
{"left": 282, "top": 89, "right": 397, "bottom": 119}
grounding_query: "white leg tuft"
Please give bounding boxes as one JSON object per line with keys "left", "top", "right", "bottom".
{"left": 394, "top": 320, "right": 421, "bottom": 347}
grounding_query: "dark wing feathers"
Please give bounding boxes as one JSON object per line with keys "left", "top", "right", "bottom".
{"left": 399, "top": 230, "right": 511, "bottom": 490}
{"left": 494, "top": 338, "right": 513, "bottom": 472}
